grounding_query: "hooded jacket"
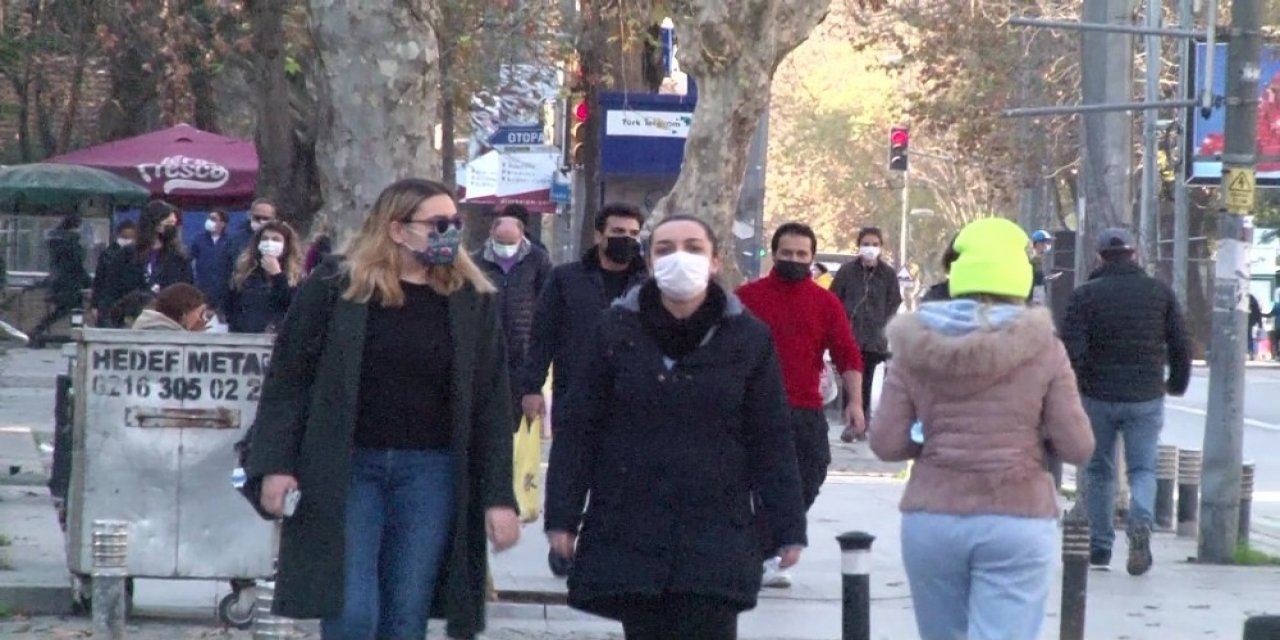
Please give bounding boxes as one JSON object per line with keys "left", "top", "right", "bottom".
{"left": 131, "top": 309, "right": 185, "bottom": 331}
{"left": 870, "top": 301, "right": 1094, "bottom": 519}
{"left": 545, "top": 283, "right": 806, "bottom": 617}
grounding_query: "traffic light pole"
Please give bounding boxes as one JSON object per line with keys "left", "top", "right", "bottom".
{"left": 899, "top": 169, "right": 910, "bottom": 276}
{"left": 1199, "top": 0, "right": 1260, "bottom": 563}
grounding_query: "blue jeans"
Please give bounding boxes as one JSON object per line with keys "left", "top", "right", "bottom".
{"left": 321, "top": 448, "right": 456, "bottom": 640}
{"left": 901, "top": 512, "right": 1056, "bottom": 640}
{"left": 1082, "top": 396, "right": 1163, "bottom": 553}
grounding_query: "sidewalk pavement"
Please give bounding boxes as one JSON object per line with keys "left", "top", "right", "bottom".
{"left": 2, "top": 347, "right": 1279, "bottom": 638}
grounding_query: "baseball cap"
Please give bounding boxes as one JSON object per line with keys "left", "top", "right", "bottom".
{"left": 1097, "top": 228, "right": 1136, "bottom": 252}
{"left": 1031, "top": 229, "right": 1052, "bottom": 244}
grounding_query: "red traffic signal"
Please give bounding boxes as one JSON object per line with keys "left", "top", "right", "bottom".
{"left": 574, "top": 101, "right": 589, "bottom": 122}
{"left": 889, "top": 126, "right": 909, "bottom": 172}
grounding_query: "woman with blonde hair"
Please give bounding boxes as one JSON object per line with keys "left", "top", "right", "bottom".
{"left": 870, "top": 217, "right": 1094, "bottom": 640}
{"left": 224, "top": 220, "right": 303, "bottom": 333}
{"left": 242, "top": 178, "right": 520, "bottom": 639}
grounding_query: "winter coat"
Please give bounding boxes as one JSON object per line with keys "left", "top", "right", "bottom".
{"left": 474, "top": 240, "right": 553, "bottom": 379}
{"left": 1061, "top": 261, "right": 1192, "bottom": 403}
{"left": 243, "top": 258, "right": 516, "bottom": 639}
{"left": 90, "top": 243, "right": 127, "bottom": 315}
{"left": 521, "top": 248, "right": 647, "bottom": 397}
{"left": 94, "top": 245, "right": 194, "bottom": 315}
{"left": 870, "top": 301, "right": 1095, "bottom": 519}
{"left": 544, "top": 285, "right": 807, "bottom": 619}
{"left": 131, "top": 309, "right": 185, "bottom": 331}
{"left": 832, "top": 259, "right": 903, "bottom": 354}
{"left": 44, "top": 229, "right": 90, "bottom": 307}
{"left": 225, "top": 270, "right": 297, "bottom": 333}
{"left": 188, "top": 231, "right": 234, "bottom": 312}
{"left": 921, "top": 280, "right": 950, "bottom": 303}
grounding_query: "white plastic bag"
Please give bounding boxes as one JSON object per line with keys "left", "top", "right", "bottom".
{"left": 819, "top": 359, "right": 839, "bottom": 405}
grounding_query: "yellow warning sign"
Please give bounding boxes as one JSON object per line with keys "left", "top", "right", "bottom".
{"left": 1225, "top": 167, "right": 1256, "bottom": 214}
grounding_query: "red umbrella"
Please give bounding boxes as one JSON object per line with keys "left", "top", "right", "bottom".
{"left": 48, "top": 124, "right": 259, "bottom": 207}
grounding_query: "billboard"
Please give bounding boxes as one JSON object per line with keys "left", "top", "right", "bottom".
{"left": 1186, "top": 41, "right": 1280, "bottom": 185}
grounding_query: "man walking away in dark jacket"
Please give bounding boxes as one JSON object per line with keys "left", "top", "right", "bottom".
{"left": 522, "top": 202, "right": 646, "bottom": 577}
{"left": 32, "top": 214, "right": 91, "bottom": 346}
{"left": 832, "top": 227, "right": 903, "bottom": 429}
{"left": 921, "top": 236, "right": 959, "bottom": 303}
{"left": 1062, "top": 228, "right": 1191, "bottom": 577}
{"left": 475, "top": 211, "right": 553, "bottom": 431}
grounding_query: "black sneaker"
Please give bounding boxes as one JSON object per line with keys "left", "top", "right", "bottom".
{"left": 548, "top": 548, "right": 573, "bottom": 578}
{"left": 1127, "top": 524, "right": 1153, "bottom": 576}
{"left": 1089, "top": 548, "right": 1111, "bottom": 568}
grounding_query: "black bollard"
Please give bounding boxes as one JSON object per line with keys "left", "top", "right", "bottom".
{"left": 1154, "top": 444, "right": 1178, "bottom": 532}
{"left": 836, "top": 531, "right": 875, "bottom": 640}
{"left": 1244, "top": 615, "right": 1280, "bottom": 639}
{"left": 1059, "top": 514, "right": 1089, "bottom": 640}
{"left": 1239, "top": 461, "right": 1256, "bottom": 547}
{"left": 1176, "top": 448, "right": 1201, "bottom": 538}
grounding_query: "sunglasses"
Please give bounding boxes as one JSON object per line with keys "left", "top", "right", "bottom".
{"left": 404, "top": 215, "right": 463, "bottom": 234}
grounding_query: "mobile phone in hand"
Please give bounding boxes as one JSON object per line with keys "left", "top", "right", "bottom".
{"left": 283, "top": 488, "right": 301, "bottom": 518}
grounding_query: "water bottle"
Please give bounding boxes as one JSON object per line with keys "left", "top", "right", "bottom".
{"left": 231, "top": 467, "right": 246, "bottom": 490}
{"left": 910, "top": 421, "right": 925, "bottom": 444}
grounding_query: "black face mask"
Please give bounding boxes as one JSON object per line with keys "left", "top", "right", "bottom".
{"left": 161, "top": 225, "right": 179, "bottom": 242}
{"left": 775, "top": 260, "right": 811, "bottom": 282}
{"left": 603, "top": 236, "right": 640, "bottom": 264}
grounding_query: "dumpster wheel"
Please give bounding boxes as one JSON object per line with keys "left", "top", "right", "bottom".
{"left": 71, "top": 574, "right": 134, "bottom": 616}
{"left": 218, "top": 589, "right": 257, "bottom": 629}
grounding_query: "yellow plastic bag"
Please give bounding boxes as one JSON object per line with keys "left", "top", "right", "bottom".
{"left": 513, "top": 415, "right": 543, "bottom": 523}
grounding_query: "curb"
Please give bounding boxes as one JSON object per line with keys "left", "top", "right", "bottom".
{"left": 0, "top": 584, "right": 73, "bottom": 616}
{"left": 0, "top": 377, "right": 56, "bottom": 390}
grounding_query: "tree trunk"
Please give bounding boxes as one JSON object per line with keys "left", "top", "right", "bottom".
{"left": 651, "top": 1, "right": 831, "bottom": 287}
{"left": 57, "top": 9, "right": 91, "bottom": 154}
{"left": 307, "top": 0, "right": 443, "bottom": 235}
{"left": 251, "top": 0, "right": 298, "bottom": 218}
{"left": 439, "top": 26, "right": 457, "bottom": 190}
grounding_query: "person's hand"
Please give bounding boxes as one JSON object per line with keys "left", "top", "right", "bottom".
{"left": 260, "top": 474, "right": 298, "bottom": 518}
{"left": 778, "top": 546, "right": 803, "bottom": 569}
{"left": 521, "top": 393, "right": 545, "bottom": 420}
{"left": 261, "top": 255, "right": 282, "bottom": 276}
{"left": 843, "top": 404, "right": 867, "bottom": 439}
{"left": 548, "top": 530, "right": 577, "bottom": 560}
{"left": 486, "top": 507, "right": 521, "bottom": 552}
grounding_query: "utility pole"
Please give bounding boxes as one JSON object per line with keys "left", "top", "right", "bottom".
{"left": 1139, "top": 0, "right": 1163, "bottom": 271}
{"left": 899, "top": 170, "right": 910, "bottom": 272}
{"left": 1199, "top": 0, "right": 1260, "bottom": 563}
{"left": 1080, "top": 0, "right": 1137, "bottom": 241}
{"left": 1172, "top": 0, "right": 1195, "bottom": 307}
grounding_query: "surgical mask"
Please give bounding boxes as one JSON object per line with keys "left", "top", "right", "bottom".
{"left": 653, "top": 251, "right": 711, "bottom": 301}
{"left": 774, "top": 260, "right": 811, "bottom": 282}
{"left": 117, "top": 239, "right": 134, "bottom": 248}
{"left": 250, "top": 220, "right": 266, "bottom": 233}
{"left": 258, "top": 240, "right": 285, "bottom": 257}
{"left": 858, "top": 245, "right": 881, "bottom": 260}
{"left": 604, "top": 236, "right": 640, "bottom": 264}
{"left": 492, "top": 241, "right": 520, "bottom": 259}
{"left": 406, "top": 225, "right": 462, "bottom": 267}
{"left": 205, "top": 219, "right": 219, "bottom": 233}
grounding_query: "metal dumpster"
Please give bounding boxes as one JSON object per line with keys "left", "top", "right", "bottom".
{"left": 65, "top": 328, "right": 275, "bottom": 626}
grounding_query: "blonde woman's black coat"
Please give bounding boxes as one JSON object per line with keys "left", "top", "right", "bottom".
{"left": 244, "top": 259, "right": 517, "bottom": 639}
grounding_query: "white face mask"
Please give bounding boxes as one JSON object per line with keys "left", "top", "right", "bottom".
{"left": 492, "top": 241, "right": 520, "bottom": 259}
{"left": 117, "top": 238, "right": 134, "bottom": 248}
{"left": 205, "top": 219, "right": 220, "bottom": 233}
{"left": 859, "top": 245, "right": 882, "bottom": 260}
{"left": 653, "top": 251, "right": 712, "bottom": 301}
{"left": 250, "top": 221, "right": 266, "bottom": 233}
{"left": 259, "top": 240, "right": 285, "bottom": 258}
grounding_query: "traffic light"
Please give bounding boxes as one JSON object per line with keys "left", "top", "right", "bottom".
{"left": 567, "top": 94, "right": 589, "bottom": 167}
{"left": 888, "top": 126, "right": 909, "bottom": 172}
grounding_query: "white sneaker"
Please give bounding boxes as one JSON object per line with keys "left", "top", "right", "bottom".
{"left": 761, "top": 556, "right": 792, "bottom": 589}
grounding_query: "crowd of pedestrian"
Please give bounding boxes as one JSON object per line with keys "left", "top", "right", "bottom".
{"left": 21, "top": 176, "right": 1194, "bottom": 640}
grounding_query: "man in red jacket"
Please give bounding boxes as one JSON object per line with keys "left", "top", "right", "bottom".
{"left": 737, "top": 222, "right": 866, "bottom": 588}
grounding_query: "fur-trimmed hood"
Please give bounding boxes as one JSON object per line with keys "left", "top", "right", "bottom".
{"left": 886, "top": 300, "right": 1057, "bottom": 389}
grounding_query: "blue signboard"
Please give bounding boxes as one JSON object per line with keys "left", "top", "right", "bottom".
{"left": 598, "top": 92, "right": 697, "bottom": 177}
{"left": 488, "top": 125, "right": 545, "bottom": 147}
{"left": 1186, "top": 41, "right": 1280, "bottom": 185}
{"left": 551, "top": 172, "right": 571, "bottom": 204}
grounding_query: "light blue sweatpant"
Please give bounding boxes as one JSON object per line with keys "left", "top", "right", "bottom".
{"left": 901, "top": 511, "right": 1057, "bottom": 640}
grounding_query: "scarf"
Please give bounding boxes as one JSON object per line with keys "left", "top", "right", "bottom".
{"left": 637, "top": 280, "right": 727, "bottom": 360}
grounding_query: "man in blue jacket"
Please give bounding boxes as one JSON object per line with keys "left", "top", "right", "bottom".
{"left": 522, "top": 202, "right": 647, "bottom": 576}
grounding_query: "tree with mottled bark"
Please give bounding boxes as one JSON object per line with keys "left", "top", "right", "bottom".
{"left": 307, "top": 0, "right": 443, "bottom": 235}
{"left": 650, "top": 1, "right": 832, "bottom": 286}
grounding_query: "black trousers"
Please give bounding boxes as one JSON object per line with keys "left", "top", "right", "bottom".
{"left": 621, "top": 593, "right": 738, "bottom": 640}
{"left": 757, "top": 407, "right": 828, "bottom": 560}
